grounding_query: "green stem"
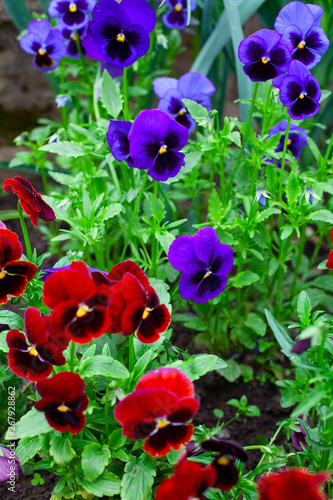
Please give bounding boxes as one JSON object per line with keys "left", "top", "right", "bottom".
{"left": 309, "top": 231, "right": 324, "bottom": 270}
{"left": 226, "top": 81, "right": 259, "bottom": 200}
{"left": 75, "top": 32, "right": 94, "bottom": 118}
{"left": 69, "top": 341, "right": 77, "bottom": 372}
{"left": 93, "top": 243, "right": 104, "bottom": 271}
{"left": 257, "top": 421, "right": 286, "bottom": 468}
{"left": 104, "top": 384, "right": 109, "bottom": 437}
{"left": 320, "top": 129, "right": 333, "bottom": 180}
{"left": 123, "top": 67, "right": 130, "bottom": 121}
{"left": 261, "top": 85, "right": 272, "bottom": 137}
{"left": 128, "top": 335, "right": 134, "bottom": 372}
{"left": 93, "top": 62, "right": 101, "bottom": 125}
{"left": 158, "top": 184, "right": 176, "bottom": 220}
{"left": 278, "top": 114, "right": 292, "bottom": 203}
{"left": 290, "top": 224, "right": 306, "bottom": 297}
{"left": 170, "top": 282, "right": 179, "bottom": 300}
{"left": 220, "top": 148, "right": 225, "bottom": 202}
{"left": 319, "top": 415, "right": 332, "bottom": 470}
{"left": 39, "top": 162, "right": 49, "bottom": 196}
{"left": 17, "top": 203, "right": 32, "bottom": 261}
{"left": 120, "top": 172, "right": 149, "bottom": 261}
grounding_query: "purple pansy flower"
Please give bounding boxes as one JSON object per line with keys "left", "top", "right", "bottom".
{"left": 168, "top": 227, "right": 233, "bottom": 303}
{"left": 238, "top": 29, "right": 293, "bottom": 82}
{"left": 268, "top": 120, "right": 308, "bottom": 165}
{"left": 56, "top": 22, "right": 88, "bottom": 58}
{"left": 274, "top": 1, "right": 329, "bottom": 69}
{"left": 255, "top": 185, "right": 270, "bottom": 207}
{"left": 290, "top": 415, "right": 311, "bottom": 451}
{"left": 153, "top": 72, "right": 215, "bottom": 133}
{"left": 92, "top": 0, "right": 156, "bottom": 68}
{"left": 162, "top": 0, "right": 196, "bottom": 31}
{"left": 0, "top": 446, "right": 21, "bottom": 482}
{"left": 49, "top": 0, "right": 96, "bottom": 30}
{"left": 128, "top": 109, "right": 189, "bottom": 181}
{"left": 106, "top": 119, "right": 133, "bottom": 165}
{"left": 273, "top": 60, "right": 321, "bottom": 120}
{"left": 19, "top": 20, "right": 66, "bottom": 72}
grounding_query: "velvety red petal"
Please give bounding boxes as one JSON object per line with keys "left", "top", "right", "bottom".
{"left": 0, "top": 229, "right": 22, "bottom": 267}
{"left": 109, "top": 283, "right": 127, "bottom": 333}
{"left": 167, "top": 397, "right": 200, "bottom": 423}
{"left": 45, "top": 316, "right": 69, "bottom": 351}
{"left": 6, "top": 329, "right": 28, "bottom": 350}
{"left": 144, "top": 423, "right": 194, "bottom": 457}
{"left": 44, "top": 409, "right": 86, "bottom": 434}
{"left": 135, "top": 368, "right": 195, "bottom": 399}
{"left": 107, "top": 260, "right": 150, "bottom": 288}
{"left": 24, "top": 307, "right": 48, "bottom": 344}
{"left": 43, "top": 269, "right": 96, "bottom": 309}
{"left": 330, "top": 228, "right": 333, "bottom": 245}
{"left": 50, "top": 299, "right": 78, "bottom": 330}
{"left": 36, "top": 194, "right": 56, "bottom": 222}
{"left": 122, "top": 418, "right": 156, "bottom": 439}
{"left": 66, "top": 394, "right": 89, "bottom": 412}
{"left": 257, "top": 469, "right": 330, "bottom": 500}
{"left": 0, "top": 273, "right": 28, "bottom": 304}
{"left": 3, "top": 176, "right": 40, "bottom": 211}
{"left": 212, "top": 459, "right": 239, "bottom": 490}
{"left": 114, "top": 387, "right": 179, "bottom": 425}
{"left": 121, "top": 272, "right": 146, "bottom": 302}
{"left": 147, "top": 286, "right": 160, "bottom": 308}
{"left": 36, "top": 371, "right": 85, "bottom": 400}
{"left": 66, "top": 305, "right": 111, "bottom": 343}
{"left": 5, "top": 261, "right": 38, "bottom": 281}
{"left": 20, "top": 199, "right": 38, "bottom": 227}
{"left": 36, "top": 340, "right": 66, "bottom": 365}
{"left": 8, "top": 348, "right": 53, "bottom": 381}
{"left": 69, "top": 260, "right": 91, "bottom": 275}
{"left": 326, "top": 250, "right": 333, "bottom": 269}
{"left": 136, "top": 304, "right": 171, "bottom": 344}
{"left": 89, "top": 284, "right": 112, "bottom": 307}
{"left": 121, "top": 300, "right": 144, "bottom": 335}
{"left": 34, "top": 395, "right": 60, "bottom": 412}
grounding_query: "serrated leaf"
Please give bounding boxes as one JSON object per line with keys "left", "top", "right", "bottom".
{"left": 50, "top": 434, "right": 76, "bottom": 466}
{"left": 39, "top": 141, "right": 86, "bottom": 157}
{"left": 0, "top": 311, "right": 23, "bottom": 330}
{"left": 101, "top": 71, "right": 123, "bottom": 118}
{"left": 81, "top": 443, "right": 110, "bottom": 481}
{"left": 101, "top": 203, "right": 123, "bottom": 221}
{"left": 308, "top": 209, "right": 333, "bottom": 225}
{"left": 77, "top": 470, "right": 121, "bottom": 497}
{"left": 286, "top": 172, "right": 299, "bottom": 206}
{"left": 121, "top": 455, "right": 156, "bottom": 500}
{"left": 168, "top": 354, "right": 227, "bottom": 381}
{"left": 15, "top": 436, "right": 41, "bottom": 465}
{"left": 297, "top": 291, "right": 311, "bottom": 326}
{"left": 290, "top": 389, "right": 326, "bottom": 419}
{"left": 256, "top": 207, "right": 280, "bottom": 222}
{"left": 79, "top": 355, "right": 129, "bottom": 379}
{"left": 155, "top": 232, "right": 175, "bottom": 254}
{"left": 208, "top": 188, "right": 222, "bottom": 223}
{"left": 148, "top": 193, "right": 165, "bottom": 223}
{"left": 5, "top": 408, "right": 52, "bottom": 439}
{"left": 265, "top": 310, "right": 293, "bottom": 358}
{"left": 232, "top": 271, "right": 260, "bottom": 288}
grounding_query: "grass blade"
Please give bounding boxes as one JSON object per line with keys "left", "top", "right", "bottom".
{"left": 2, "top": 0, "right": 32, "bottom": 31}
{"left": 39, "top": 0, "right": 51, "bottom": 14}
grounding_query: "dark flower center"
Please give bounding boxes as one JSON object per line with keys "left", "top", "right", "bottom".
{"left": 76, "top": 304, "right": 90, "bottom": 317}
{"left": 299, "top": 92, "right": 306, "bottom": 99}
{"left": 116, "top": 33, "right": 126, "bottom": 42}
{"left": 174, "top": 3, "right": 183, "bottom": 11}
{"left": 261, "top": 57, "right": 269, "bottom": 64}
{"left": 38, "top": 48, "right": 46, "bottom": 55}
{"left": 142, "top": 307, "right": 151, "bottom": 319}
{"left": 57, "top": 404, "right": 70, "bottom": 412}
{"left": 203, "top": 270, "right": 212, "bottom": 279}
{"left": 28, "top": 346, "right": 38, "bottom": 357}
{"left": 287, "top": 139, "right": 292, "bottom": 146}
{"left": 178, "top": 107, "right": 186, "bottom": 116}
{"left": 157, "top": 417, "right": 169, "bottom": 429}
{"left": 298, "top": 40, "right": 306, "bottom": 49}
{"left": 0, "top": 269, "right": 6, "bottom": 279}
{"left": 69, "top": 2, "right": 77, "bottom": 12}
{"left": 217, "top": 456, "right": 230, "bottom": 466}
{"left": 159, "top": 145, "right": 168, "bottom": 154}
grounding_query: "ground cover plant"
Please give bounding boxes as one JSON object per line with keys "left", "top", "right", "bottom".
{"left": 0, "top": 0, "right": 333, "bottom": 498}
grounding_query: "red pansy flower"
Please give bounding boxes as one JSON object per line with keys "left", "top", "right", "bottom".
{"left": 326, "top": 228, "right": 333, "bottom": 269}
{"left": 257, "top": 468, "right": 330, "bottom": 500}
{"left": 6, "top": 307, "right": 66, "bottom": 382}
{"left": 3, "top": 176, "right": 55, "bottom": 228}
{"left": 91, "top": 260, "right": 150, "bottom": 288}
{"left": 155, "top": 460, "right": 216, "bottom": 500}
{"left": 34, "top": 372, "right": 89, "bottom": 434}
{"left": 114, "top": 368, "right": 199, "bottom": 457}
{"left": 43, "top": 261, "right": 112, "bottom": 344}
{"left": 0, "top": 229, "right": 37, "bottom": 305}
{"left": 44, "top": 315, "right": 70, "bottom": 351}
{"left": 110, "top": 272, "right": 171, "bottom": 343}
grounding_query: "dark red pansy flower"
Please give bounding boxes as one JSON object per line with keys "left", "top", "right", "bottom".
{"left": 0, "top": 229, "right": 37, "bottom": 305}
{"left": 43, "top": 261, "right": 112, "bottom": 344}
{"left": 201, "top": 439, "right": 248, "bottom": 491}
{"left": 34, "top": 371, "right": 89, "bottom": 434}
{"left": 44, "top": 315, "right": 70, "bottom": 351}
{"left": 92, "top": 259, "right": 150, "bottom": 288}
{"left": 257, "top": 468, "right": 330, "bottom": 500}
{"left": 110, "top": 272, "right": 171, "bottom": 343}
{"left": 114, "top": 368, "right": 199, "bottom": 457}
{"left": 3, "top": 176, "right": 55, "bottom": 228}
{"left": 326, "top": 228, "right": 333, "bottom": 270}
{"left": 6, "top": 307, "right": 66, "bottom": 382}
{"left": 155, "top": 460, "right": 216, "bottom": 500}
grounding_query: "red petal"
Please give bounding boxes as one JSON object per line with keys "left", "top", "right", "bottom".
{"left": 121, "top": 273, "right": 146, "bottom": 302}
{"left": 5, "top": 261, "right": 38, "bottom": 281}
{"left": 20, "top": 200, "right": 38, "bottom": 227}
{"left": 167, "top": 397, "right": 200, "bottom": 423}
{"left": 36, "top": 194, "right": 56, "bottom": 222}
{"left": 24, "top": 307, "right": 48, "bottom": 344}
{"left": 107, "top": 260, "right": 149, "bottom": 288}
{"left": 330, "top": 228, "right": 333, "bottom": 245}
{"left": 65, "top": 305, "right": 110, "bottom": 344}
{"left": 147, "top": 286, "right": 160, "bottom": 308}
{"left": 36, "top": 340, "right": 66, "bottom": 365}
{"left": 50, "top": 299, "right": 78, "bottom": 330}
{"left": 44, "top": 408, "right": 86, "bottom": 434}
{"left": 135, "top": 368, "right": 195, "bottom": 399}
{"left": 34, "top": 395, "right": 60, "bottom": 411}
{"left": 0, "top": 229, "right": 22, "bottom": 267}
{"left": 109, "top": 283, "right": 127, "bottom": 333}
{"left": 8, "top": 348, "right": 53, "bottom": 381}
{"left": 121, "top": 300, "right": 144, "bottom": 335}
{"left": 0, "top": 273, "right": 28, "bottom": 304}
{"left": 3, "top": 177, "right": 40, "bottom": 212}
{"left": 136, "top": 304, "right": 171, "bottom": 344}
{"left": 43, "top": 269, "right": 96, "bottom": 309}
{"left": 36, "top": 371, "right": 85, "bottom": 401}
{"left": 69, "top": 260, "right": 91, "bottom": 275}
{"left": 144, "top": 423, "right": 194, "bottom": 457}
{"left": 326, "top": 250, "right": 333, "bottom": 269}
{"left": 6, "top": 329, "right": 28, "bottom": 350}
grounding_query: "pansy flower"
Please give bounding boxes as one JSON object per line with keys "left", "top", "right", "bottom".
{"left": 168, "top": 226, "right": 233, "bottom": 303}
{"left": 3, "top": 176, "right": 56, "bottom": 227}
{"left": 238, "top": 29, "right": 292, "bottom": 82}
{"left": 35, "top": 372, "right": 89, "bottom": 434}
{"left": 153, "top": 72, "right": 215, "bottom": 133}
{"left": 106, "top": 119, "right": 133, "bottom": 165}
{"left": 49, "top": 0, "right": 96, "bottom": 30}
{"left": 274, "top": 2, "right": 329, "bottom": 69}
{"left": 0, "top": 446, "right": 21, "bottom": 482}
{"left": 19, "top": 20, "right": 66, "bottom": 72}
{"left": 291, "top": 337, "right": 311, "bottom": 354}
{"left": 92, "top": 0, "right": 156, "bottom": 68}
{"left": 155, "top": 460, "right": 216, "bottom": 500}
{"left": 257, "top": 468, "right": 330, "bottom": 500}
{"left": 0, "top": 229, "right": 37, "bottom": 305}
{"left": 162, "top": 0, "right": 197, "bottom": 31}
{"left": 43, "top": 261, "right": 112, "bottom": 344}
{"left": 115, "top": 368, "right": 199, "bottom": 456}
{"left": 273, "top": 60, "right": 321, "bottom": 120}
{"left": 268, "top": 120, "right": 307, "bottom": 165}
{"left": 290, "top": 415, "right": 311, "bottom": 451}
{"left": 326, "top": 228, "right": 333, "bottom": 270}
{"left": 256, "top": 185, "right": 270, "bottom": 207}
{"left": 56, "top": 22, "right": 88, "bottom": 58}
{"left": 128, "top": 109, "right": 189, "bottom": 181}
{"left": 6, "top": 308, "right": 66, "bottom": 382}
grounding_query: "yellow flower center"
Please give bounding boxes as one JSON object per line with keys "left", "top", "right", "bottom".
{"left": 203, "top": 270, "right": 212, "bottom": 279}
{"left": 57, "top": 404, "right": 69, "bottom": 412}
{"left": 28, "top": 346, "right": 38, "bottom": 357}
{"left": 71, "top": 34, "right": 77, "bottom": 41}
{"left": 299, "top": 93, "right": 305, "bottom": 99}
{"left": 217, "top": 456, "right": 229, "bottom": 466}
{"left": 69, "top": 3, "right": 77, "bottom": 12}
{"left": 0, "top": 270, "right": 7, "bottom": 279}
{"left": 178, "top": 108, "right": 186, "bottom": 116}
{"left": 142, "top": 308, "right": 151, "bottom": 320}
{"left": 116, "top": 33, "right": 126, "bottom": 42}
{"left": 298, "top": 41, "right": 305, "bottom": 49}
{"left": 174, "top": 3, "right": 183, "bottom": 11}
{"left": 159, "top": 145, "right": 167, "bottom": 154}
{"left": 287, "top": 139, "right": 292, "bottom": 146}
{"left": 261, "top": 57, "right": 269, "bottom": 64}
{"left": 157, "top": 418, "right": 169, "bottom": 429}
{"left": 76, "top": 304, "right": 90, "bottom": 318}
{"left": 38, "top": 48, "right": 46, "bottom": 55}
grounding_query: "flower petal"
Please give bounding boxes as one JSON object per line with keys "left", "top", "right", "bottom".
{"left": 153, "top": 77, "right": 178, "bottom": 98}
{"left": 135, "top": 367, "right": 195, "bottom": 398}
{"left": 168, "top": 234, "right": 196, "bottom": 271}
{"left": 178, "top": 72, "right": 216, "bottom": 97}
{"left": 120, "top": 0, "right": 156, "bottom": 34}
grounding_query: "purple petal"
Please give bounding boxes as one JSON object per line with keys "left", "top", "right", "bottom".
{"left": 62, "top": 10, "right": 88, "bottom": 29}
{"left": 274, "top": 2, "right": 314, "bottom": 35}
{"left": 288, "top": 59, "right": 311, "bottom": 83}
{"left": 168, "top": 235, "right": 196, "bottom": 271}
{"left": 211, "top": 244, "right": 234, "bottom": 276}
{"left": 289, "top": 95, "right": 319, "bottom": 119}
{"left": 107, "top": 120, "right": 132, "bottom": 162}
{"left": 164, "top": 118, "right": 189, "bottom": 150}
{"left": 82, "top": 29, "right": 105, "bottom": 61}
{"left": 158, "top": 89, "right": 185, "bottom": 117}
{"left": 193, "top": 227, "right": 220, "bottom": 264}
{"left": 189, "top": 91, "right": 212, "bottom": 111}
{"left": 20, "top": 33, "right": 40, "bottom": 55}
{"left": 148, "top": 150, "right": 185, "bottom": 181}
{"left": 27, "top": 19, "right": 52, "bottom": 43}
{"left": 178, "top": 72, "right": 216, "bottom": 97}
{"left": 244, "top": 61, "right": 280, "bottom": 82}
{"left": 239, "top": 35, "right": 266, "bottom": 65}
{"left": 176, "top": 113, "right": 196, "bottom": 133}
{"left": 92, "top": 0, "right": 126, "bottom": 23}
{"left": 129, "top": 131, "right": 159, "bottom": 169}
{"left": 153, "top": 77, "right": 178, "bottom": 98}
{"left": 120, "top": 0, "right": 156, "bottom": 34}
{"left": 129, "top": 109, "right": 171, "bottom": 142}
{"left": 45, "top": 30, "right": 67, "bottom": 60}
{"left": 280, "top": 75, "right": 303, "bottom": 106}
{"left": 306, "top": 76, "right": 321, "bottom": 101}
{"left": 307, "top": 4, "right": 324, "bottom": 26}
{"left": 162, "top": 10, "right": 187, "bottom": 30}
{"left": 178, "top": 262, "right": 203, "bottom": 300}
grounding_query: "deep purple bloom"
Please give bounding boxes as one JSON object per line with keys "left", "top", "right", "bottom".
{"left": 106, "top": 119, "right": 133, "bottom": 165}
{"left": 19, "top": 20, "right": 66, "bottom": 72}
{"left": 274, "top": 1, "right": 329, "bottom": 69}
{"left": 290, "top": 415, "right": 311, "bottom": 451}
{"left": 168, "top": 227, "right": 233, "bottom": 303}
{"left": 92, "top": 0, "right": 156, "bottom": 68}
{"left": 273, "top": 60, "right": 321, "bottom": 119}
{"left": 49, "top": 0, "right": 96, "bottom": 30}
{"left": 56, "top": 22, "right": 88, "bottom": 58}
{"left": 162, "top": 0, "right": 196, "bottom": 31}
{"left": 153, "top": 72, "right": 215, "bottom": 133}
{"left": 291, "top": 337, "right": 311, "bottom": 354}
{"left": 268, "top": 120, "right": 307, "bottom": 165}
{"left": 128, "top": 109, "right": 189, "bottom": 181}
{"left": 0, "top": 446, "right": 21, "bottom": 482}
{"left": 238, "top": 29, "right": 292, "bottom": 82}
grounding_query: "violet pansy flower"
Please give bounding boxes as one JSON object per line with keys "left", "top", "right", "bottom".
{"left": 0, "top": 446, "right": 21, "bottom": 482}
{"left": 238, "top": 29, "right": 292, "bottom": 82}
{"left": 162, "top": 0, "right": 196, "bottom": 31}
{"left": 273, "top": 60, "right": 321, "bottom": 120}
{"left": 92, "top": 0, "right": 156, "bottom": 68}
{"left": 290, "top": 415, "right": 311, "bottom": 451}
{"left": 49, "top": 0, "right": 96, "bottom": 30}
{"left": 255, "top": 185, "right": 270, "bottom": 208}
{"left": 168, "top": 227, "right": 233, "bottom": 303}
{"left": 128, "top": 109, "right": 189, "bottom": 181}
{"left": 268, "top": 120, "right": 307, "bottom": 165}
{"left": 19, "top": 20, "right": 66, "bottom": 72}
{"left": 153, "top": 72, "right": 215, "bottom": 133}
{"left": 56, "top": 22, "right": 88, "bottom": 58}
{"left": 106, "top": 119, "right": 133, "bottom": 165}
{"left": 275, "top": 1, "right": 329, "bottom": 69}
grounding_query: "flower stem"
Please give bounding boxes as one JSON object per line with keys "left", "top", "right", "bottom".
{"left": 17, "top": 202, "right": 32, "bottom": 261}
{"left": 69, "top": 341, "right": 77, "bottom": 372}
{"left": 104, "top": 384, "right": 110, "bottom": 437}
{"left": 128, "top": 335, "right": 134, "bottom": 372}
{"left": 261, "top": 85, "right": 272, "bottom": 137}
{"left": 226, "top": 81, "right": 259, "bottom": 200}
{"left": 278, "top": 114, "right": 291, "bottom": 203}
{"left": 123, "top": 67, "right": 130, "bottom": 121}
{"left": 75, "top": 32, "right": 94, "bottom": 119}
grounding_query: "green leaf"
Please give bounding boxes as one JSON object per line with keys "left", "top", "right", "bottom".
{"left": 208, "top": 189, "right": 222, "bottom": 223}
{"left": 312, "top": 275, "right": 333, "bottom": 291}
{"left": 6, "top": 408, "right": 52, "bottom": 439}
{"left": 286, "top": 172, "right": 299, "bottom": 206}
{"left": 148, "top": 193, "right": 165, "bottom": 223}
{"left": 101, "top": 203, "right": 123, "bottom": 221}
{"left": 39, "top": 141, "right": 86, "bottom": 157}
{"left": 3, "top": 0, "right": 32, "bottom": 30}
{"left": 265, "top": 310, "right": 293, "bottom": 358}
{"left": 217, "top": 358, "right": 242, "bottom": 383}
{"left": 79, "top": 355, "right": 129, "bottom": 379}
{"left": 256, "top": 207, "right": 280, "bottom": 222}
{"left": 308, "top": 209, "right": 333, "bottom": 225}
{"left": 297, "top": 291, "right": 311, "bottom": 326}
{"left": 268, "top": 258, "right": 279, "bottom": 277}
{"left": 81, "top": 443, "right": 110, "bottom": 481}
{"left": 132, "top": 351, "right": 152, "bottom": 382}
{"left": 155, "top": 232, "right": 175, "bottom": 254}
{"left": 0, "top": 311, "right": 23, "bottom": 330}
{"left": 168, "top": 354, "right": 227, "bottom": 381}
{"left": 281, "top": 226, "right": 293, "bottom": 240}
{"left": 182, "top": 99, "right": 208, "bottom": 121}
{"left": 306, "top": 136, "right": 322, "bottom": 162}
{"left": 245, "top": 312, "right": 266, "bottom": 337}
{"left": 101, "top": 71, "right": 123, "bottom": 119}
{"left": 15, "top": 436, "right": 41, "bottom": 465}
{"left": 291, "top": 389, "right": 327, "bottom": 419}
{"left": 121, "top": 455, "right": 156, "bottom": 500}
{"left": 50, "top": 434, "right": 76, "bottom": 466}
{"left": 77, "top": 470, "right": 121, "bottom": 498}
{"left": 232, "top": 271, "right": 260, "bottom": 288}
